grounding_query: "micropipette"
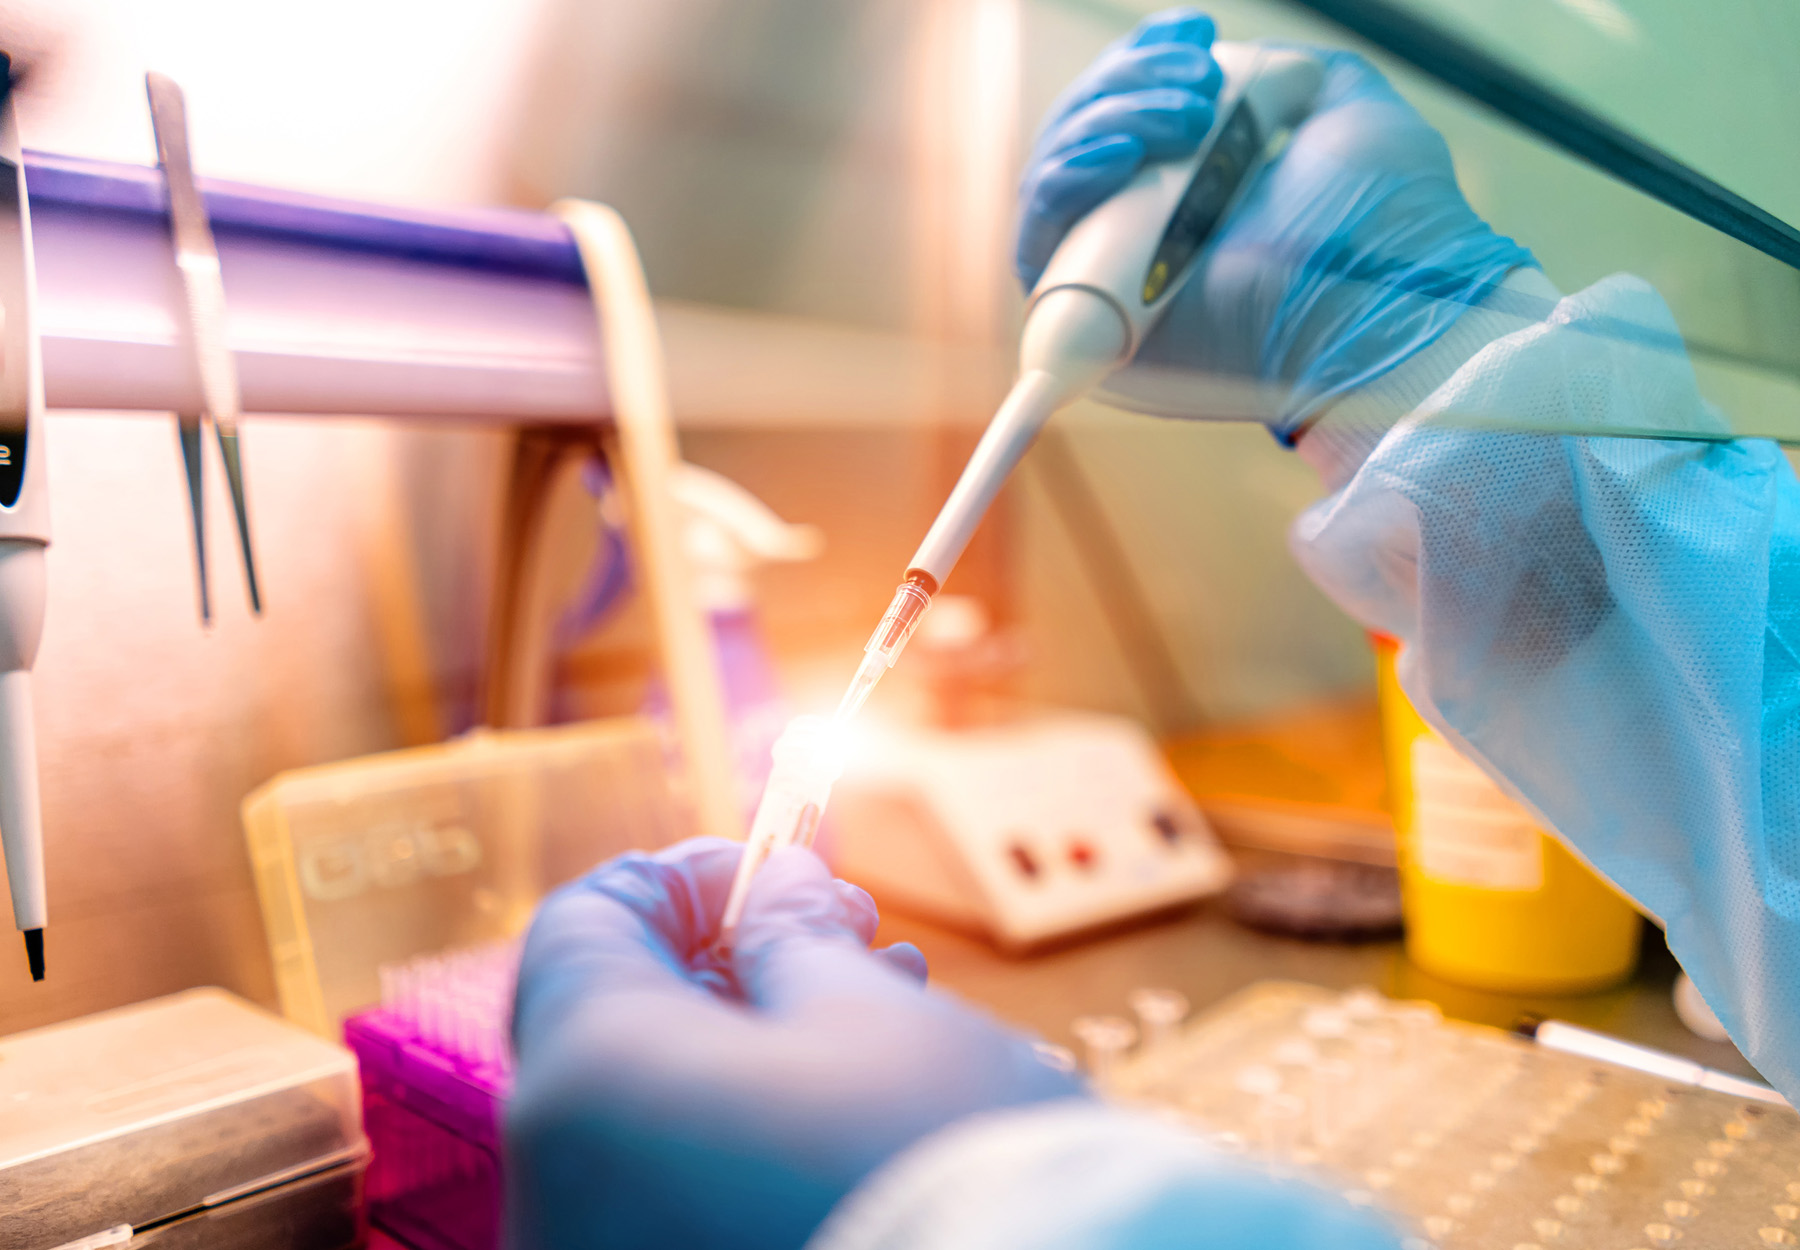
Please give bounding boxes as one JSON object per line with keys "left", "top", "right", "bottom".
{"left": 720, "top": 46, "right": 1321, "bottom": 948}
{"left": 839, "top": 44, "right": 1322, "bottom": 725}
{"left": 0, "top": 57, "right": 52, "bottom": 981}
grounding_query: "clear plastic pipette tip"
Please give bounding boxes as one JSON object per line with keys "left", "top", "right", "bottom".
{"left": 836, "top": 652, "right": 886, "bottom": 723}
{"left": 835, "top": 574, "right": 934, "bottom": 725}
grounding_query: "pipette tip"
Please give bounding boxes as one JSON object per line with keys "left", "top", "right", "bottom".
{"left": 24, "top": 928, "right": 42, "bottom": 981}
{"left": 836, "top": 653, "right": 885, "bottom": 723}
{"left": 836, "top": 576, "right": 935, "bottom": 724}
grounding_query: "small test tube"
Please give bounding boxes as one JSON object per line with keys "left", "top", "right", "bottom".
{"left": 718, "top": 716, "right": 848, "bottom": 949}
{"left": 1071, "top": 1014, "right": 1137, "bottom": 1085}
{"left": 1128, "top": 987, "right": 1190, "bottom": 1052}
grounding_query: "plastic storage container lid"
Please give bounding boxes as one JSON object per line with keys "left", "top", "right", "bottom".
{"left": 242, "top": 716, "right": 688, "bottom": 1036}
{"left": 0, "top": 987, "right": 367, "bottom": 1250}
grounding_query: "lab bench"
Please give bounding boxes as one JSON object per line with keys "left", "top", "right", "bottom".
{"left": 875, "top": 892, "right": 1762, "bottom": 1082}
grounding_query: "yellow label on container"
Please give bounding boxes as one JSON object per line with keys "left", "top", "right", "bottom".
{"left": 1411, "top": 735, "right": 1543, "bottom": 890}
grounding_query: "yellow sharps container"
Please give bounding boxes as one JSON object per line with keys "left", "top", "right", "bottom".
{"left": 1373, "top": 635, "right": 1640, "bottom": 993}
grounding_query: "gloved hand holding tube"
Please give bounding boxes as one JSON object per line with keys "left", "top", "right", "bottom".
{"left": 505, "top": 838, "right": 1081, "bottom": 1250}
{"left": 506, "top": 838, "right": 1405, "bottom": 1250}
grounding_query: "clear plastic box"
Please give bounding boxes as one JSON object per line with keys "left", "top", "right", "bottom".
{"left": 0, "top": 987, "right": 367, "bottom": 1250}
{"left": 242, "top": 716, "right": 689, "bottom": 1035}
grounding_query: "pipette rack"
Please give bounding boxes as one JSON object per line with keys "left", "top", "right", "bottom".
{"left": 1081, "top": 982, "right": 1800, "bottom": 1250}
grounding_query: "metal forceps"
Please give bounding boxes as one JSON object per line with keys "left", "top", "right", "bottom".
{"left": 146, "top": 72, "right": 261, "bottom": 621}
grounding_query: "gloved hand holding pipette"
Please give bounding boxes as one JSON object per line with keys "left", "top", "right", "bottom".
{"left": 1017, "top": 11, "right": 1541, "bottom": 449}
{"left": 719, "top": 6, "right": 1549, "bottom": 960}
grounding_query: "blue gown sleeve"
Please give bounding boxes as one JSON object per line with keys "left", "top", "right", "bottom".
{"left": 805, "top": 1100, "right": 1403, "bottom": 1250}
{"left": 1290, "top": 272, "right": 1800, "bottom": 1099}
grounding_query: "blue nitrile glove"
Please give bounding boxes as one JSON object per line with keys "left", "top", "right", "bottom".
{"left": 1015, "top": 8, "right": 1225, "bottom": 286}
{"left": 504, "top": 838, "right": 1084, "bottom": 1250}
{"left": 1016, "top": 7, "right": 1537, "bottom": 440}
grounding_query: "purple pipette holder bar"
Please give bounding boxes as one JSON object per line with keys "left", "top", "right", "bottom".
{"left": 344, "top": 1009, "right": 513, "bottom": 1250}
